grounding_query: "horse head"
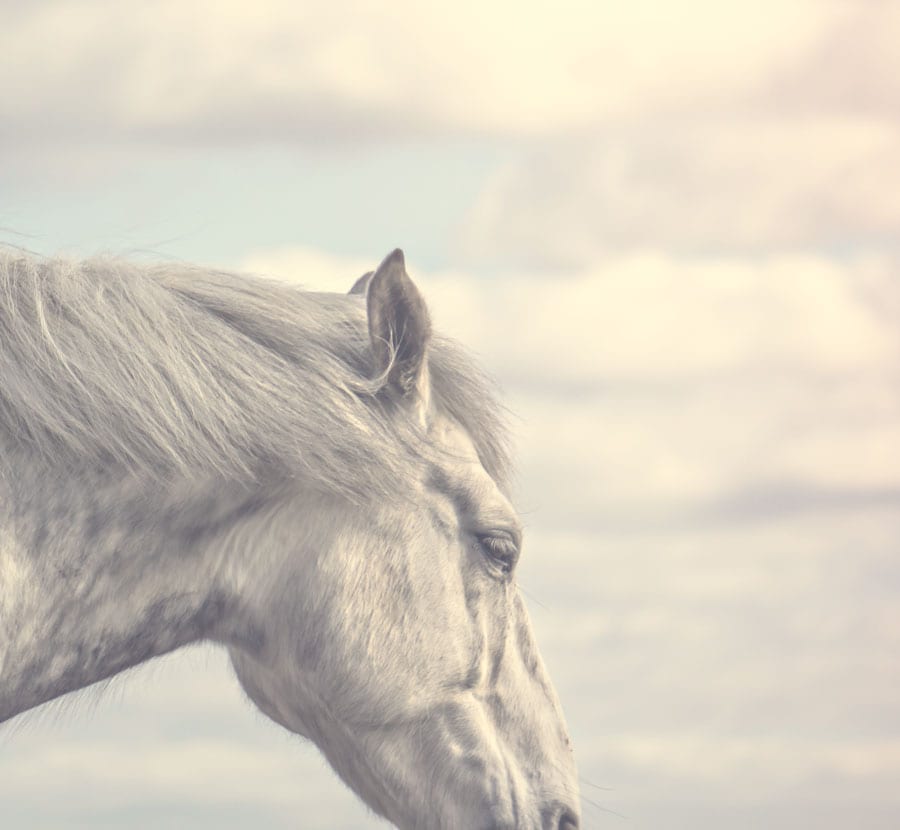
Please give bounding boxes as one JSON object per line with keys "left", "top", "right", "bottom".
{"left": 228, "top": 250, "right": 580, "bottom": 829}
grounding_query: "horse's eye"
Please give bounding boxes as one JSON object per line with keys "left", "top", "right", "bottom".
{"left": 477, "top": 532, "right": 520, "bottom": 576}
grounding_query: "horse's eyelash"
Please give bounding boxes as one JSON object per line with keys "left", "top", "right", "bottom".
{"left": 477, "top": 534, "right": 520, "bottom": 573}
{"left": 480, "top": 535, "right": 517, "bottom": 554}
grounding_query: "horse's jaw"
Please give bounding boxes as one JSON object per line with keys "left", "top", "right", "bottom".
{"left": 230, "top": 645, "right": 578, "bottom": 830}
{"left": 231, "top": 651, "right": 542, "bottom": 830}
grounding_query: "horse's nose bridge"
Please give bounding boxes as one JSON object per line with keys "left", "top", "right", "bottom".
{"left": 485, "top": 675, "right": 580, "bottom": 830}
{"left": 496, "top": 597, "right": 579, "bottom": 788}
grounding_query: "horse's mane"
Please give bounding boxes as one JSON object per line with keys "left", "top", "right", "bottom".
{"left": 0, "top": 249, "right": 511, "bottom": 500}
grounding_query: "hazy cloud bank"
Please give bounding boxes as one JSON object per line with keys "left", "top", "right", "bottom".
{"left": 460, "top": 119, "right": 900, "bottom": 265}
{"left": 0, "top": 0, "right": 861, "bottom": 147}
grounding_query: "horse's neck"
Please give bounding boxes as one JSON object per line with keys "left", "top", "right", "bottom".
{"left": 0, "top": 460, "right": 260, "bottom": 723}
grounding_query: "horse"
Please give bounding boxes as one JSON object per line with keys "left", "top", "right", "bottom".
{"left": 0, "top": 247, "right": 580, "bottom": 829}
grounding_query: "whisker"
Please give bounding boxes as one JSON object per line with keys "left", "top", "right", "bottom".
{"left": 519, "top": 583, "right": 551, "bottom": 611}
{"left": 580, "top": 775, "right": 615, "bottom": 791}
{"left": 581, "top": 793, "right": 628, "bottom": 819}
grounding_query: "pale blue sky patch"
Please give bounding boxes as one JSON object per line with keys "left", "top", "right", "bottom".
{"left": 1, "top": 141, "right": 505, "bottom": 269}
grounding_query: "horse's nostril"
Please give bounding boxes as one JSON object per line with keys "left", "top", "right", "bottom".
{"left": 558, "top": 812, "right": 579, "bottom": 830}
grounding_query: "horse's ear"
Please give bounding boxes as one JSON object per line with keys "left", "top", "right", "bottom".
{"left": 366, "top": 249, "right": 431, "bottom": 398}
{"left": 349, "top": 271, "right": 373, "bottom": 295}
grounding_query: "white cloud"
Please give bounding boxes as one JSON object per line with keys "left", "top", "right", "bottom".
{"left": 767, "top": 1, "right": 900, "bottom": 119}
{"left": 448, "top": 2, "right": 900, "bottom": 264}
{"left": 460, "top": 118, "right": 900, "bottom": 264}
{"left": 522, "top": 509, "right": 900, "bottom": 817}
{"left": 0, "top": 0, "right": 849, "bottom": 144}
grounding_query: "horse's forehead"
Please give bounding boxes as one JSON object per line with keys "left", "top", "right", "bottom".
{"left": 427, "top": 412, "right": 519, "bottom": 533}
{"left": 426, "top": 416, "right": 489, "bottom": 494}
{"left": 430, "top": 413, "right": 491, "bottom": 480}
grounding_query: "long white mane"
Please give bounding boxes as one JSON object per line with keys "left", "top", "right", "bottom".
{"left": 0, "top": 249, "right": 511, "bottom": 500}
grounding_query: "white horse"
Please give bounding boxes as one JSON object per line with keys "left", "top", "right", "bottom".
{"left": 0, "top": 247, "right": 580, "bottom": 829}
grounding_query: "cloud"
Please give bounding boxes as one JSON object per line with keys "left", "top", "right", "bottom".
{"left": 522, "top": 510, "right": 900, "bottom": 819}
{"left": 766, "top": 0, "right": 900, "bottom": 120}
{"left": 0, "top": 0, "right": 849, "bottom": 147}
{"left": 450, "top": 2, "right": 900, "bottom": 264}
{"left": 459, "top": 118, "right": 900, "bottom": 265}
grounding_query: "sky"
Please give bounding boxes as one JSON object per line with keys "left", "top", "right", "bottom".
{"left": 1, "top": 1, "right": 899, "bottom": 828}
